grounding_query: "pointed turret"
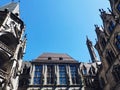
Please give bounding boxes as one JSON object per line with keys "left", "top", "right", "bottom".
{"left": 0, "top": 2, "right": 19, "bottom": 16}
{"left": 109, "top": 0, "right": 120, "bottom": 17}
{"left": 86, "top": 36, "right": 98, "bottom": 63}
{"left": 94, "top": 25, "right": 103, "bottom": 39}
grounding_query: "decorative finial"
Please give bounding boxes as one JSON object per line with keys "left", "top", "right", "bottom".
{"left": 94, "top": 24, "right": 98, "bottom": 28}
{"left": 107, "top": 8, "right": 112, "bottom": 13}
{"left": 86, "top": 35, "right": 88, "bottom": 40}
{"left": 24, "top": 34, "right": 27, "bottom": 38}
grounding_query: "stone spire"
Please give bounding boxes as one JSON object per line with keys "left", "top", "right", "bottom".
{"left": 0, "top": 2, "right": 20, "bottom": 16}
{"left": 86, "top": 36, "right": 98, "bottom": 62}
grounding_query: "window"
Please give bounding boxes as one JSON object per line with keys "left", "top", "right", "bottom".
{"left": 106, "top": 50, "right": 115, "bottom": 66}
{"left": 82, "top": 68, "right": 87, "bottom": 75}
{"left": 101, "top": 38, "right": 106, "bottom": 48}
{"left": 116, "top": 33, "right": 120, "bottom": 50}
{"left": 89, "top": 66, "right": 95, "bottom": 75}
{"left": 108, "top": 21, "right": 115, "bottom": 32}
{"left": 23, "top": 65, "right": 30, "bottom": 74}
{"left": 112, "top": 64, "right": 120, "bottom": 82}
{"left": 0, "top": 12, "right": 7, "bottom": 26}
{"left": 100, "top": 77, "right": 105, "bottom": 88}
{"left": 34, "top": 65, "right": 43, "bottom": 85}
{"left": 19, "top": 78, "right": 29, "bottom": 87}
{"left": 117, "top": 3, "right": 120, "bottom": 12}
{"left": 59, "top": 65, "right": 67, "bottom": 85}
{"left": 59, "top": 57, "right": 63, "bottom": 60}
{"left": 48, "top": 57, "right": 52, "bottom": 60}
{"left": 84, "top": 77, "right": 90, "bottom": 87}
{"left": 70, "top": 65, "right": 78, "bottom": 84}
{"left": 47, "top": 65, "right": 54, "bottom": 84}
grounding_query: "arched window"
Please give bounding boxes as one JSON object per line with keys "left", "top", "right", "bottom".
{"left": 101, "top": 37, "right": 106, "bottom": 49}
{"left": 116, "top": 33, "right": 120, "bottom": 50}
{"left": 106, "top": 49, "right": 115, "bottom": 66}
{"left": 117, "top": 2, "right": 120, "bottom": 12}
{"left": 112, "top": 64, "right": 120, "bottom": 82}
{"left": 99, "top": 77, "right": 105, "bottom": 88}
{"left": 108, "top": 21, "right": 115, "bottom": 32}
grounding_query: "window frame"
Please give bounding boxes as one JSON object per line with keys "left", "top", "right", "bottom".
{"left": 47, "top": 65, "right": 54, "bottom": 84}
{"left": 59, "top": 65, "right": 67, "bottom": 85}
{"left": 108, "top": 21, "right": 115, "bottom": 32}
{"left": 70, "top": 65, "right": 78, "bottom": 84}
{"left": 34, "top": 65, "right": 43, "bottom": 85}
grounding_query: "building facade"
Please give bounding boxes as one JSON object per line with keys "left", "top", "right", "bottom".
{"left": 0, "top": 0, "right": 120, "bottom": 90}
{"left": 94, "top": 0, "right": 120, "bottom": 90}
{"left": 19, "top": 53, "right": 83, "bottom": 90}
{"left": 80, "top": 62, "right": 101, "bottom": 90}
{"left": 0, "top": 2, "right": 26, "bottom": 90}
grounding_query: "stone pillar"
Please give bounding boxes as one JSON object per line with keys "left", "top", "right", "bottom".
{"left": 44, "top": 64, "right": 47, "bottom": 85}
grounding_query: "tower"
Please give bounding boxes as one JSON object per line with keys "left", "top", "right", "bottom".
{"left": 0, "top": 2, "right": 26, "bottom": 90}
{"left": 86, "top": 37, "right": 98, "bottom": 63}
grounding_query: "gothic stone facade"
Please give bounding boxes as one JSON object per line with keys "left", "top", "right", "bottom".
{"left": 19, "top": 53, "right": 82, "bottom": 90}
{"left": 0, "top": 2, "right": 26, "bottom": 90}
{"left": 1, "top": 0, "right": 120, "bottom": 90}
{"left": 18, "top": 53, "right": 101, "bottom": 90}
{"left": 94, "top": 0, "right": 120, "bottom": 90}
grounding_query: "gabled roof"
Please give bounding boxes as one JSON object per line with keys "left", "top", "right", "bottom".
{"left": 0, "top": 2, "right": 19, "bottom": 14}
{"left": 32, "top": 53, "right": 79, "bottom": 64}
{"left": 80, "top": 62, "right": 100, "bottom": 75}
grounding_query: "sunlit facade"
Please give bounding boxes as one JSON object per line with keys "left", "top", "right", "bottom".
{"left": 19, "top": 53, "right": 83, "bottom": 90}
{"left": 0, "top": 2, "right": 26, "bottom": 90}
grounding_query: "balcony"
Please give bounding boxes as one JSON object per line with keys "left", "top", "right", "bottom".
{"left": 0, "top": 69, "right": 8, "bottom": 79}
{"left": 0, "top": 41, "right": 13, "bottom": 56}
{"left": 0, "top": 31, "right": 18, "bottom": 54}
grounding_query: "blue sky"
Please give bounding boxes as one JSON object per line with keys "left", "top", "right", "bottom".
{"left": 1, "top": 0, "right": 110, "bottom": 62}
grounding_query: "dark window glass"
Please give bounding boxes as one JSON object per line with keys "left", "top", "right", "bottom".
{"left": 70, "top": 65, "right": 78, "bottom": 84}
{"left": 101, "top": 38, "right": 106, "bottom": 48}
{"left": 117, "top": 3, "right": 120, "bottom": 12}
{"left": 89, "top": 67, "right": 95, "bottom": 75}
{"left": 59, "top": 65, "right": 67, "bottom": 85}
{"left": 34, "top": 77, "right": 41, "bottom": 84}
{"left": 0, "top": 12, "right": 7, "bottom": 26}
{"left": 100, "top": 77, "right": 105, "bottom": 88}
{"left": 34, "top": 65, "right": 42, "bottom": 85}
{"left": 112, "top": 64, "right": 120, "bottom": 82}
{"left": 82, "top": 68, "right": 87, "bottom": 75}
{"left": 106, "top": 50, "right": 115, "bottom": 66}
{"left": 116, "top": 34, "right": 120, "bottom": 50}
{"left": 59, "top": 57, "right": 63, "bottom": 60}
{"left": 48, "top": 57, "right": 52, "bottom": 60}
{"left": 47, "top": 65, "right": 54, "bottom": 84}
{"left": 108, "top": 21, "right": 115, "bottom": 32}
{"left": 117, "top": 34, "right": 120, "bottom": 41}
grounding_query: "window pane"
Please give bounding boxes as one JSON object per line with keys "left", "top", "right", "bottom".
{"left": 82, "top": 69, "right": 87, "bottom": 75}
{"left": 34, "top": 65, "right": 43, "bottom": 84}
{"left": 116, "top": 42, "right": 120, "bottom": 50}
{"left": 109, "top": 21, "right": 115, "bottom": 32}
{"left": 117, "top": 3, "right": 120, "bottom": 12}
{"left": 59, "top": 65, "right": 67, "bottom": 85}
{"left": 34, "top": 77, "right": 41, "bottom": 84}
{"left": 47, "top": 65, "right": 54, "bottom": 84}
{"left": 70, "top": 65, "right": 78, "bottom": 84}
